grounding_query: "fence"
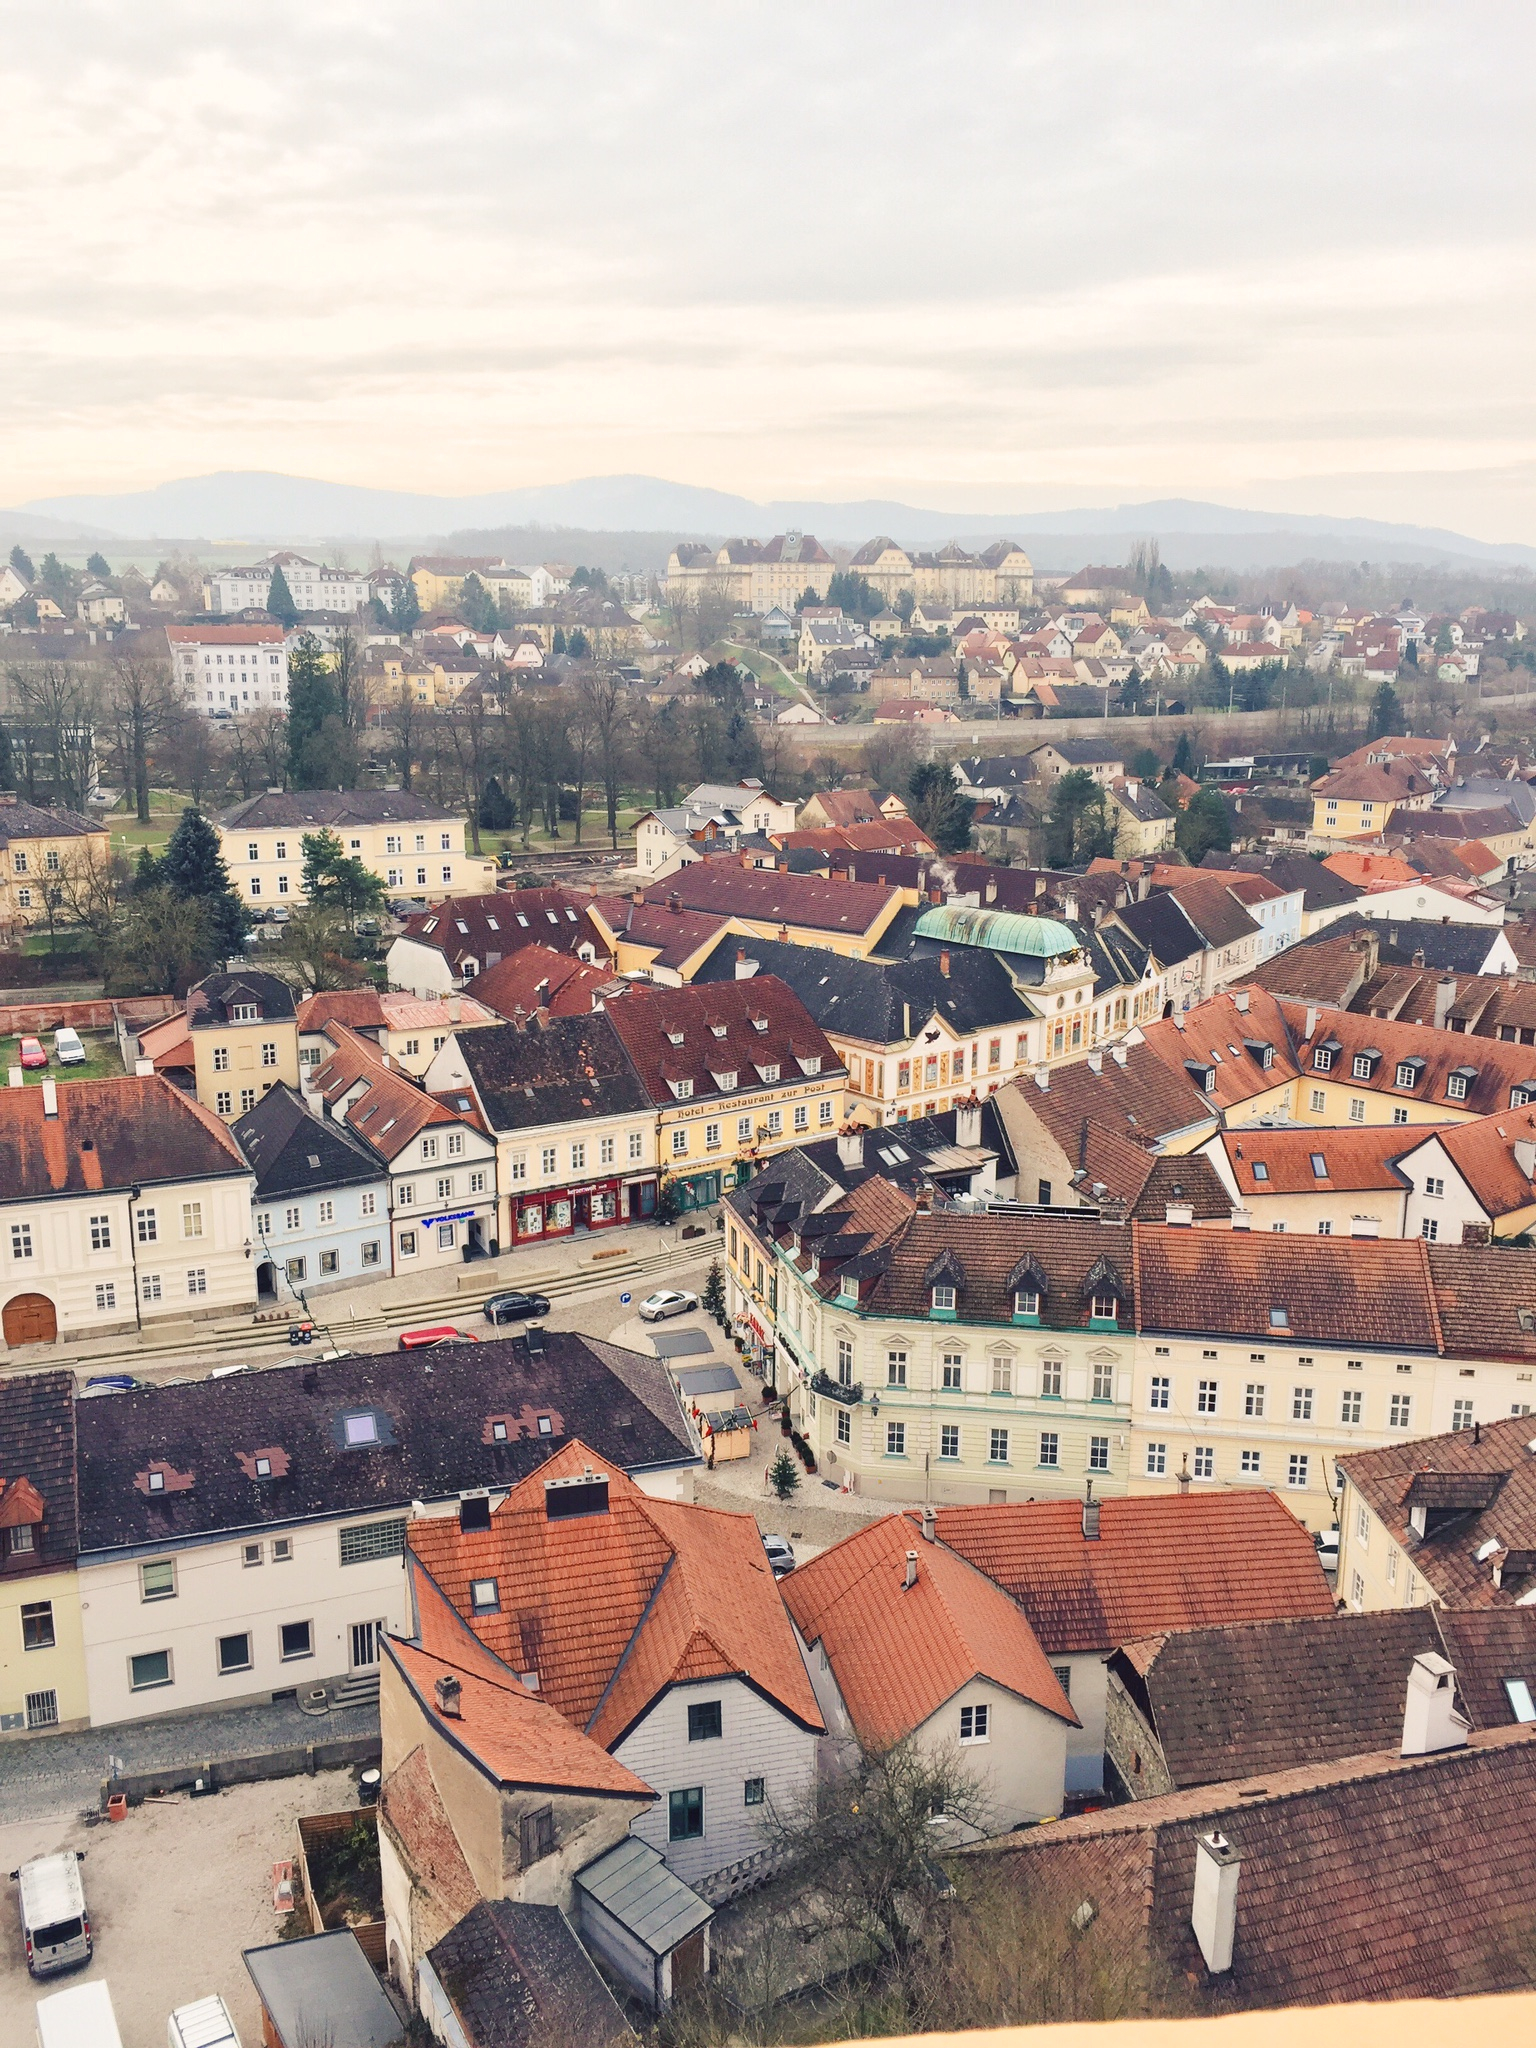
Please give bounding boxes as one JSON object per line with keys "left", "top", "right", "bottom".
{"left": 0, "top": 993, "right": 170, "bottom": 1038}
{"left": 99, "top": 1731, "right": 380, "bottom": 1810}
{"left": 295, "top": 1806, "right": 388, "bottom": 1967}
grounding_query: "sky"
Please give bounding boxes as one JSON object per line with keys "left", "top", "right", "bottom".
{"left": 4, "top": 0, "right": 1536, "bottom": 539}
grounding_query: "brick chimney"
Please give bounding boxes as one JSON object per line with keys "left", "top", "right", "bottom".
{"left": 939, "top": 949, "right": 951, "bottom": 978}
{"left": 434, "top": 1674, "right": 462, "bottom": 1719}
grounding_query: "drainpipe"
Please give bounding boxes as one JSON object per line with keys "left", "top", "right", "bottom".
{"left": 126, "top": 1184, "right": 143, "bottom": 1333}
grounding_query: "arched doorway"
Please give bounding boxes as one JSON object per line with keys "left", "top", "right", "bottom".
{"left": 3, "top": 1294, "right": 57, "bottom": 1346}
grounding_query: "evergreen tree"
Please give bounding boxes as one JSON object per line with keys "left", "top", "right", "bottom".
{"left": 1044, "top": 769, "right": 1116, "bottom": 866}
{"left": 907, "top": 760, "right": 974, "bottom": 854}
{"left": 266, "top": 564, "right": 301, "bottom": 627}
{"left": 86, "top": 552, "right": 111, "bottom": 579}
{"left": 0, "top": 723, "right": 11, "bottom": 791}
{"left": 1170, "top": 732, "right": 1196, "bottom": 777}
{"left": 37, "top": 552, "right": 73, "bottom": 607}
{"left": 286, "top": 634, "right": 342, "bottom": 788}
{"left": 9, "top": 544, "right": 34, "bottom": 583}
{"left": 389, "top": 578, "right": 420, "bottom": 633}
{"left": 702, "top": 1259, "right": 727, "bottom": 1326}
{"left": 826, "top": 570, "right": 883, "bottom": 621}
{"left": 1368, "top": 679, "right": 1404, "bottom": 739}
{"left": 478, "top": 776, "right": 515, "bottom": 831}
{"left": 300, "top": 829, "right": 385, "bottom": 930}
{"left": 1175, "top": 784, "right": 1232, "bottom": 863}
{"left": 161, "top": 806, "right": 248, "bottom": 956}
{"left": 459, "top": 573, "right": 498, "bottom": 632}
{"left": 768, "top": 1448, "right": 801, "bottom": 1503}
{"left": 552, "top": 628, "right": 567, "bottom": 655}
{"left": 567, "top": 628, "right": 590, "bottom": 658}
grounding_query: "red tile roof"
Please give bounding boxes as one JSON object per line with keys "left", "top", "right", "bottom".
{"left": 933, "top": 1491, "right": 1333, "bottom": 1654}
{"left": 463, "top": 943, "right": 618, "bottom": 1019}
{"left": 0, "top": 1074, "right": 247, "bottom": 1198}
{"left": 587, "top": 895, "right": 736, "bottom": 972}
{"left": 309, "top": 1023, "right": 468, "bottom": 1160}
{"left": 630, "top": 863, "right": 903, "bottom": 938}
{"left": 296, "top": 989, "right": 386, "bottom": 1033}
{"left": 1215, "top": 1123, "right": 1426, "bottom": 1196}
{"left": 602, "top": 975, "right": 841, "bottom": 1111}
{"left": 783, "top": 1515, "right": 1076, "bottom": 1748}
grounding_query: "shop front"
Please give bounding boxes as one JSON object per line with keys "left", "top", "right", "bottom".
{"left": 671, "top": 1169, "right": 722, "bottom": 1211}
{"left": 510, "top": 1177, "right": 640, "bottom": 1245}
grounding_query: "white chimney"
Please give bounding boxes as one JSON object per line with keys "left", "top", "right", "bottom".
{"left": 41, "top": 1080, "right": 58, "bottom": 1120}
{"left": 1086, "top": 1050, "right": 1103, "bottom": 1074}
{"left": 735, "top": 949, "right": 759, "bottom": 980}
{"left": 1401, "top": 1652, "right": 1469, "bottom": 1756}
{"left": 920, "top": 1504, "right": 937, "bottom": 1543}
{"left": 1434, "top": 976, "right": 1458, "bottom": 1032}
{"left": 1191, "top": 1831, "right": 1240, "bottom": 1974}
{"left": 1233, "top": 989, "right": 1250, "bottom": 1014}
{"left": 1230, "top": 1207, "right": 1253, "bottom": 1231}
{"left": 7, "top": 1066, "right": 22, "bottom": 1089}
{"left": 1165, "top": 1202, "right": 1194, "bottom": 1228}
{"left": 1349, "top": 1215, "right": 1380, "bottom": 1238}
{"left": 837, "top": 1125, "right": 866, "bottom": 1170}
{"left": 903, "top": 1549, "right": 919, "bottom": 1590}
{"left": 1303, "top": 1004, "right": 1319, "bottom": 1041}
{"left": 955, "top": 1098, "right": 981, "bottom": 1147}
{"left": 134, "top": 1057, "right": 154, "bottom": 1077}
{"left": 447, "top": 994, "right": 462, "bottom": 1023}
{"left": 1111, "top": 1044, "right": 1128, "bottom": 1066}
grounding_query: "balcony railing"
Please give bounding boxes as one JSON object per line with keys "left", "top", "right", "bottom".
{"left": 810, "top": 1370, "right": 863, "bottom": 1406}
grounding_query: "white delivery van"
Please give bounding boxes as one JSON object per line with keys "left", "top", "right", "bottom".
{"left": 52, "top": 1027, "right": 86, "bottom": 1066}
{"left": 168, "top": 1995, "right": 242, "bottom": 2048}
{"left": 35, "top": 1979, "right": 123, "bottom": 2048}
{"left": 13, "top": 1851, "right": 92, "bottom": 1976}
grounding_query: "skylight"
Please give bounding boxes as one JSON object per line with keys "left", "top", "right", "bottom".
{"left": 1310, "top": 1154, "right": 1328, "bottom": 1178}
{"left": 344, "top": 1412, "right": 379, "bottom": 1446}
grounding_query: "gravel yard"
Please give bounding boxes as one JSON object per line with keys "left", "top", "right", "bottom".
{"left": 0, "top": 1768, "right": 362, "bottom": 2048}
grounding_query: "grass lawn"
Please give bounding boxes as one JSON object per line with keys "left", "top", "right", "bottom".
{"left": 484, "top": 806, "right": 643, "bottom": 857}
{"left": 4, "top": 1030, "right": 125, "bottom": 1083}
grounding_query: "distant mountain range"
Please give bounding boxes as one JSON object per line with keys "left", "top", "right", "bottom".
{"left": 6, "top": 470, "right": 1536, "bottom": 576}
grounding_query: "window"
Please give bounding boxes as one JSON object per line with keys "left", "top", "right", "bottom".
{"left": 837, "top": 1336, "right": 855, "bottom": 1384}
{"left": 1310, "top": 1089, "right": 1326, "bottom": 1113}
{"left": 939, "top": 1423, "right": 960, "bottom": 1458}
{"left": 261, "top": 1041, "right": 278, "bottom": 1068}
{"left": 89, "top": 1213, "right": 111, "bottom": 1251}
{"left": 1149, "top": 1374, "right": 1170, "bottom": 1410}
{"left": 1447, "top": 1072, "right": 1470, "bottom": 1101}
{"left": 630, "top": 1130, "right": 645, "bottom": 1160}
{"left": 941, "top": 1352, "right": 962, "bottom": 1390}
{"left": 837, "top": 1407, "right": 851, "bottom": 1445}
{"left": 1090, "top": 1292, "right": 1117, "bottom": 1324}
{"left": 820, "top": 1097, "right": 835, "bottom": 1124}
{"left": 1091, "top": 1361, "right": 1114, "bottom": 1401}
{"left": 1287, "top": 1453, "right": 1309, "bottom": 1488}
{"left": 10, "top": 1222, "right": 32, "bottom": 1260}
{"left": 744, "top": 1777, "right": 765, "bottom": 1806}
{"left": 130, "top": 1650, "right": 172, "bottom": 1691}
{"left": 182, "top": 1202, "right": 203, "bottom": 1238}
{"left": 990, "top": 1356, "right": 1013, "bottom": 1394}
{"left": 141, "top": 1273, "right": 162, "bottom": 1303}
{"left": 280, "top": 1620, "right": 314, "bottom": 1661}
{"left": 1424, "top": 1176, "right": 1445, "bottom": 1199}
{"left": 959, "top": 1703, "right": 990, "bottom": 1742}
{"left": 737, "top": 1116, "right": 752, "bottom": 1142}
{"left": 436, "top": 1177, "right": 453, "bottom": 1202}
{"left": 1420, "top": 1216, "right": 1439, "bottom": 1241}
{"left": 541, "top": 1146, "right": 557, "bottom": 1175}
{"left": 1089, "top": 1434, "right": 1109, "bottom": 1471}
{"left": 1453, "top": 1399, "right": 1475, "bottom": 1431}
{"left": 1014, "top": 1288, "right": 1041, "bottom": 1320}
{"left": 1292, "top": 1386, "right": 1313, "bottom": 1421}
{"left": 25, "top": 1690, "right": 58, "bottom": 1730}
{"left": 1040, "top": 1357, "right": 1063, "bottom": 1398}
{"left": 1313, "top": 1048, "right": 1333, "bottom": 1072}
{"left": 1197, "top": 1379, "right": 1218, "bottom": 1414}
{"left": 136, "top": 1208, "right": 157, "bottom": 1243}
{"left": 470, "top": 1578, "right": 499, "bottom": 1613}
{"left": 1242, "top": 1382, "right": 1266, "bottom": 1418}
{"left": 887, "top": 1349, "right": 907, "bottom": 1387}
{"left": 1389, "top": 1393, "right": 1412, "bottom": 1429}
{"left": 1240, "top": 1449, "right": 1261, "bottom": 1475}
{"left": 20, "top": 1601, "right": 55, "bottom": 1650}
{"left": 215, "top": 1090, "right": 233, "bottom": 1116}
{"left": 218, "top": 1631, "right": 253, "bottom": 1675}
{"left": 213, "top": 1046, "right": 230, "bottom": 1072}
{"left": 600, "top": 1136, "right": 615, "bottom": 1166}
{"left": 8, "top": 1523, "right": 33, "bottom": 1555}
{"left": 571, "top": 1141, "right": 587, "bottom": 1172}
{"left": 886, "top": 1422, "right": 906, "bottom": 1456}
{"left": 286, "top": 1257, "right": 308, "bottom": 1284}
{"left": 1145, "top": 1442, "right": 1167, "bottom": 1476}
{"left": 1340, "top": 1389, "right": 1362, "bottom": 1424}
{"left": 184, "top": 1267, "right": 207, "bottom": 1298}
{"left": 669, "top": 1788, "right": 704, "bottom": 1840}
{"left": 688, "top": 1700, "right": 723, "bottom": 1741}
{"left": 95, "top": 1283, "right": 116, "bottom": 1312}
{"left": 339, "top": 1518, "right": 406, "bottom": 1565}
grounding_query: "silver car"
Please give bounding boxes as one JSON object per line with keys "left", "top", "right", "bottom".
{"left": 638, "top": 1289, "right": 699, "bottom": 1322}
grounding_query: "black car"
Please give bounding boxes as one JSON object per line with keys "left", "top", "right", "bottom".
{"left": 484, "top": 1289, "right": 553, "bottom": 1325}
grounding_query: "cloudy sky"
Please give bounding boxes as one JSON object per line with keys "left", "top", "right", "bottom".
{"left": 4, "top": 0, "right": 1535, "bottom": 536}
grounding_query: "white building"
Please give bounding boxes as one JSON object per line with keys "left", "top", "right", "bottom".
{"left": 167, "top": 623, "right": 289, "bottom": 714}
{"left": 205, "top": 554, "right": 372, "bottom": 616}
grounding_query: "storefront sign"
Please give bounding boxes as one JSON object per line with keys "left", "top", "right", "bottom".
{"left": 422, "top": 1208, "right": 477, "bottom": 1228}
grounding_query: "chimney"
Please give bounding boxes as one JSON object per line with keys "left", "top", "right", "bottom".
{"left": 667, "top": 892, "right": 681, "bottom": 914}
{"left": 903, "top": 1549, "right": 919, "bottom": 1590}
{"left": 1233, "top": 989, "right": 1250, "bottom": 1014}
{"left": 955, "top": 1097, "right": 982, "bottom": 1147}
{"left": 920, "top": 1504, "right": 937, "bottom": 1543}
{"left": 1230, "top": 1207, "right": 1252, "bottom": 1230}
{"left": 1349, "top": 1215, "right": 1380, "bottom": 1238}
{"left": 1303, "top": 1004, "right": 1318, "bottom": 1042}
{"left": 632, "top": 887, "right": 645, "bottom": 905}
{"left": 777, "top": 924, "right": 789, "bottom": 944}
{"left": 1401, "top": 1652, "right": 1469, "bottom": 1756}
{"left": 1110, "top": 1044, "right": 1128, "bottom": 1066}
{"left": 939, "top": 948, "right": 951, "bottom": 978}
{"left": 544, "top": 1469, "right": 610, "bottom": 1519}
{"left": 928, "top": 885, "right": 943, "bottom": 905}
{"left": 447, "top": 994, "right": 462, "bottom": 1024}
{"left": 534, "top": 978, "right": 550, "bottom": 1011}
{"left": 1086, "top": 1050, "right": 1102, "bottom": 1074}
{"left": 434, "top": 1674, "right": 463, "bottom": 1719}
{"left": 1034, "top": 1068, "right": 1050, "bottom": 1092}
{"left": 902, "top": 1001, "right": 912, "bottom": 1040}
{"left": 7, "top": 1067, "right": 22, "bottom": 1089}
{"left": 735, "top": 949, "right": 759, "bottom": 979}
{"left": 837, "top": 1125, "right": 866, "bottom": 1170}
{"left": 1434, "top": 976, "right": 1458, "bottom": 1032}
{"left": 1191, "top": 1832, "right": 1241, "bottom": 1974}
{"left": 41, "top": 1080, "right": 58, "bottom": 1120}
{"left": 1177, "top": 1452, "right": 1192, "bottom": 1493}
{"left": 458, "top": 1494, "right": 492, "bottom": 1532}
{"left": 1165, "top": 1202, "right": 1194, "bottom": 1228}
{"left": 1082, "top": 1481, "right": 1101, "bottom": 1541}
{"left": 135, "top": 1057, "right": 154, "bottom": 1077}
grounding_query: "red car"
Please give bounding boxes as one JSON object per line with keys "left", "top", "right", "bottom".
{"left": 397, "top": 1324, "right": 479, "bottom": 1351}
{"left": 17, "top": 1037, "right": 47, "bottom": 1070}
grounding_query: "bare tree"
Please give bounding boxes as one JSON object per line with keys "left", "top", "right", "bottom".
{"left": 248, "top": 706, "right": 289, "bottom": 791}
{"left": 5, "top": 658, "right": 101, "bottom": 811}
{"left": 52, "top": 843, "right": 132, "bottom": 966}
{"left": 575, "top": 666, "right": 628, "bottom": 850}
{"left": 106, "top": 652, "right": 177, "bottom": 822}
{"left": 384, "top": 680, "right": 421, "bottom": 792}
{"left": 159, "top": 707, "right": 226, "bottom": 809}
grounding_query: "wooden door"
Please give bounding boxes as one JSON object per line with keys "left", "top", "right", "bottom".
{"left": 3, "top": 1293, "right": 56, "bottom": 1345}
{"left": 670, "top": 1929, "right": 706, "bottom": 1993}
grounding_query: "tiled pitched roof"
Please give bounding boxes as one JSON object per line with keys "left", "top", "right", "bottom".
{"left": 934, "top": 1491, "right": 1333, "bottom": 1654}
{"left": 463, "top": 944, "right": 618, "bottom": 1020}
{"left": 630, "top": 864, "right": 902, "bottom": 938}
{"left": 399, "top": 890, "right": 596, "bottom": 969}
{"left": 1113, "top": 1608, "right": 1536, "bottom": 1790}
{"left": 1153, "top": 877, "right": 1262, "bottom": 951}
{"left": 784, "top": 1515, "right": 1076, "bottom": 1748}
{"left": 0, "top": 1371, "right": 78, "bottom": 1576}
{"left": 991, "top": 1040, "right": 1217, "bottom": 1172}
{"left": 1312, "top": 757, "right": 1431, "bottom": 803}
{"left": 296, "top": 989, "right": 386, "bottom": 1033}
{"left": 186, "top": 969, "right": 298, "bottom": 1028}
{"left": 309, "top": 1023, "right": 464, "bottom": 1159}
{"left": 693, "top": 935, "right": 1034, "bottom": 1044}
{"left": 1137, "top": 988, "right": 1301, "bottom": 1114}
{"left": 586, "top": 896, "right": 737, "bottom": 972}
{"left": 219, "top": 789, "right": 461, "bottom": 828}
{"left": 426, "top": 1900, "right": 635, "bottom": 2048}
{"left": 1417, "top": 1109, "right": 1536, "bottom": 1218}
{"left": 231, "top": 1082, "right": 385, "bottom": 1199}
{"left": 1426, "top": 1242, "right": 1536, "bottom": 1362}
{"left": 0, "top": 1074, "right": 248, "bottom": 1199}
{"left": 452, "top": 1013, "right": 651, "bottom": 1134}
{"left": 602, "top": 976, "right": 841, "bottom": 1110}
{"left": 1215, "top": 1123, "right": 1424, "bottom": 1196}
{"left": 834, "top": 1207, "right": 1133, "bottom": 1330}
{"left": 987, "top": 1723, "right": 1536, "bottom": 2011}
{"left": 1278, "top": 996, "right": 1536, "bottom": 1118}
{"left": 0, "top": 800, "right": 105, "bottom": 846}
{"left": 407, "top": 1442, "right": 821, "bottom": 1748}
{"left": 75, "top": 1333, "right": 697, "bottom": 1550}
{"left": 1340, "top": 1409, "right": 1536, "bottom": 1607}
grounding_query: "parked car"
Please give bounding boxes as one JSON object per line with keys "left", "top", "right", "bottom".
{"left": 638, "top": 1289, "right": 700, "bottom": 1322}
{"left": 52, "top": 1027, "right": 86, "bottom": 1066}
{"left": 167, "top": 1993, "right": 239, "bottom": 2048}
{"left": 17, "top": 1037, "right": 47, "bottom": 1070}
{"left": 13, "top": 1849, "right": 91, "bottom": 1977}
{"left": 484, "top": 1290, "right": 552, "bottom": 1325}
{"left": 398, "top": 1324, "right": 479, "bottom": 1350}
{"left": 80, "top": 1374, "right": 147, "bottom": 1397}
{"left": 1315, "top": 1526, "right": 1340, "bottom": 1573}
{"left": 761, "top": 1534, "right": 796, "bottom": 1576}
{"left": 355, "top": 917, "right": 382, "bottom": 936}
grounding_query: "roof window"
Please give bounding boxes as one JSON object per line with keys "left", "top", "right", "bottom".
{"left": 470, "top": 1578, "right": 500, "bottom": 1613}
{"left": 485, "top": 917, "right": 499, "bottom": 931}
{"left": 1310, "top": 1153, "right": 1328, "bottom": 1179}
{"left": 455, "top": 921, "right": 469, "bottom": 935}
{"left": 1251, "top": 1161, "right": 1269, "bottom": 1181}
{"left": 343, "top": 1412, "right": 380, "bottom": 1447}
{"left": 1448, "top": 1065, "right": 1478, "bottom": 1101}
{"left": 1269, "top": 1307, "right": 1290, "bottom": 1328}
{"left": 423, "top": 918, "right": 439, "bottom": 934}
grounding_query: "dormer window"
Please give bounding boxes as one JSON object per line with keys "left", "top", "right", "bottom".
{"left": 1513, "top": 1084, "right": 1536, "bottom": 1109}
{"left": 1269, "top": 1307, "right": 1290, "bottom": 1328}
{"left": 8, "top": 1522, "right": 35, "bottom": 1555}
{"left": 671, "top": 1078, "right": 694, "bottom": 1099}
{"left": 712, "top": 1068, "right": 738, "bottom": 1090}
{"left": 837, "top": 1274, "right": 856, "bottom": 1303}
{"left": 1015, "top": 1288, "right": 1041, "bottom": 1321}
{"left": 1395, "top": 1058, "right": 1425, "bottom": 1089}
{"left": 751, "top": 1016, "right": 769, "bottom": 1033}
{"left": 931, "top": 1284, "right": 956, "bottom": 1314}
{"left": 1351, "top": 1051, "right": 1379, "bottom": 1080}
{"left": 667, "top": 1030, "right": 685, "bottom": 1046}
{"left": 756, "top": 1063, "right": 781, "bottom": 1084}
{"left": 1312, "top": 1046, "right": 1334, "bottom": 1072}
{"left": 1090, "top": 1292, "right": 1118, "bottom": 1326}
{"left": 798, "top": 1055, "right": 822, "bottom": 1075}
{"left": 1185, "top": 1060, "right": 1215, "bottom": 1092}
{"left": 230, "top": 1003, "right": 259, "bottom": 1023}
{"left": 710, "top": 1022, "right": 728, "bottom": 1038}
{"left": 1447, "top": 1066, "right": 1477, "bottom": 1101}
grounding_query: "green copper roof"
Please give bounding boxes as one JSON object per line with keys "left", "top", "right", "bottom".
{"left": 913, "top": 905, "right": 1080, "bottom": 958}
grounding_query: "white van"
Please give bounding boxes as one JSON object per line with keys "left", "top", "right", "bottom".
{"left": 52, "top": 1028, "right": 86, "bottom": 1066}
{"left": 35, "top": 1979, "right": 122, "bottom": 2048}
{"left": 13, "top": 1851, "right": 91, "bottom": 1976}
{"left": 168, "top": 1994, "right": 241, "bottom": 2048}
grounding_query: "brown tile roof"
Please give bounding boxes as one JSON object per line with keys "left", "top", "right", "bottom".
{"left": 631, "top": 863, "right": 902, "bottom": 938}
{"left": 463, "top": 943, "right": 618, "bottom": 1019}
{"left": 991, "top": 1041, "right": 1217, "bottom": 1174}
{"left": 309, "top": 1023, "right": 467, "bottom": 1159}
{"left": 400, "top": 890, "right": 598, "bottom": 971}
{"left": 1131, "top": 1219, "right": 1441, "bottom": 1350}
{"left": 602, "top": 976, "right": 841, "bottom": 1111}
{"left": 1312, "top": 756, "right": 1433, "bottom": 803}
{"left": 377, "top": 1744, "right": 480, "bottom": 1923}
{"left": 1136, "top": 988, "right": 1302, "bottom": 1113}
{"left": 1339, "top": 1409, "right": 1536, "bottom": 1607}
{"left": 1112, "top": 1607, "right": 1536, "bottom": 1791}
{"left": 1426, "top": 1242, "right": 1536, "bottom": 1362}
{"left": 1152, "top": 876, "right": 1262, "bottom": 951}
{"left": 0, "top": 1074, "right": 247, "bottom": 1198}
{"left": 1131, "top": 1152, "right": 1233, "bottom": 1222}
{"left": 984, "top": 1723, "right": 1536, "bottom": 2012}
{"left": 1278, "top": 996, "right": 1536, "bottom": 1119}
{"left": 933, "top": 1490, "right": 1332, "bottom": 1655}
{"left": 783, "top": 1514, "right": 1076, "bottom": 1748}
{"left": 296, "top": 989, "right": 386, "bottom": 1033}
{"left": 1417, "top": 1108, "right": 1536, "bottom": 1219}
{"left": 1215, "top": 1123, "right": 1424, "bottom": 1196}
{"left": 406, "top": 1440, "right": 821, "bottom": 1750}
{"left": 0, "top": 1371, "right": 78, "bottom": 1579}
{"left": 586, "top": 895, "right": 736, "bottom": 972}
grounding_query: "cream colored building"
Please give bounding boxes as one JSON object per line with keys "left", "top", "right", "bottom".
{"left": 665, "top": 535, "right": 835, "bottom": 613}
{"left": 0, "top": 1076, "right": 256, "bottom": 1352}
{"left": 187, "top": 968, "right": 302, "bottom": 1122}
{"left": 845, "top": 536, "right": 1035, "bottom": 607}
{"left": 0, "top": 796, "right": 111, "bottom": 935}
{"left": 216, "top": 790, "right": 495, "bottom": 906}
